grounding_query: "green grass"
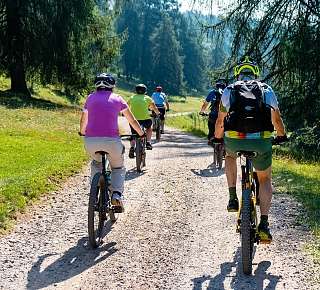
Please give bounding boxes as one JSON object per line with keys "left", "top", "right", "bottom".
{"left": 273, "top": 159, "right": 320, "bottom": 259}
{"left": 0, "top": 77, "right": 88, "bottom": 231}
{"left": 166, "top": 113, "right": 208, "bottom": 137}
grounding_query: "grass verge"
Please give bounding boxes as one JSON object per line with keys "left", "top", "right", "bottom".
{"left": 273, "top": 159, "right": 320, "bottom": 260}
{"left": 0, "top": 82, "right": 88, "bottom": 231}
{"left": 166, "top": 113, "right": 208, "bottom": 137}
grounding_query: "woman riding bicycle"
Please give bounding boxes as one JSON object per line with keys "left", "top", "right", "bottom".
{"left": 79, "top": 73, "right": 144, "bottom": 212}
{"left": 127, "top": 84, "right": 160, "bottom": 158}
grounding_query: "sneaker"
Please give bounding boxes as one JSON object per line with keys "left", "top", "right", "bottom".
{"left": 258, "top": 222, "right": 272, "bottom": 243}
{"left": 146, "top": 142, "right": 152, "bottom": 150}
{"left": 111, "top": 192, "right": 124, "bottom": 213}
{"left": 129, "top": 147, "right": 135, "bottom": 158}
{"left": 227, "top": 198, "right": 239, "bottom": 212}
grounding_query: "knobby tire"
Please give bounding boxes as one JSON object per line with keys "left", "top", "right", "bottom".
{"left": 241, "top": 189, "right": 254, "bottom": 275}
{"left": 88, "top": 173, "right": 106, "bottom": 248}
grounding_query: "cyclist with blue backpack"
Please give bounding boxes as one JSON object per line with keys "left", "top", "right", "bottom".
{"left": 214, "top": 56, "right": 287, "bottom": 242}
{"left": 200, "top": 79, "right": 227, "bottom": 145}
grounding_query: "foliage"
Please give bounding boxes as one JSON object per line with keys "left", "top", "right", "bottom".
{"left": 116, "top": 0, "right": 209, "bottom": 94}
{"left": 287, "top": 123, "right": 320, "bottom": 162}
{"left": 0, "top": 90, "right": 87, "bottom": 230}
{"left": 0, "top": 0, "right": 122, "bottom": 97}
{"left": 150, "top": 15, "right": 184, "bottom": 94}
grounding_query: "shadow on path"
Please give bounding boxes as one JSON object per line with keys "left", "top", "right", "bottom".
{"left": 191, "top": 165, "right": 224, "bottom": 178}
{"left": 27, "top": 236, "right": 117, "bottom": 289}
{"left": 125, "top": 167, "right": 146, "bottom": 181}
{"left": 192, "top": 248, "right": 281, "bottom": 290}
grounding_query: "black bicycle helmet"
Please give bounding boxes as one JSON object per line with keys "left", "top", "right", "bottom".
{"left": 215, "top": 78, "right": 227, "bottom": 90}
{"left": 94, "top": 73, "right": 116, "bottom": 89}
{"left": 136, "top": 83, "right": 147, "bottom": 94}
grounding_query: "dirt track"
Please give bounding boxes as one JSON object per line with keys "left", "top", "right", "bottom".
{"left": 0, "top": 128, "right": 319, "bottom": 290}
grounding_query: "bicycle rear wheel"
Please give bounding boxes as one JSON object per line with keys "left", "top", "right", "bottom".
{"left": 156, "top": 119, "right": 161, "bottom": 142}
{"left": 241, "top": 189, "right": 254, "bottom": 275}
{"left": 88, "top": 173, "right": 106, "bottom": 248}
{"left": 135, "top": 139, "right": 143, "bottom": 172}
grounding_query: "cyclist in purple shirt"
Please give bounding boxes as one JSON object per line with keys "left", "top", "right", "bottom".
{"left": 79, "top": 73, "right": 144, "bottom": 212}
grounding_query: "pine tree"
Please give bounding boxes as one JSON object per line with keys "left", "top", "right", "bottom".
{"left": 151, "top": 15, "right": 184, "bottom": 94}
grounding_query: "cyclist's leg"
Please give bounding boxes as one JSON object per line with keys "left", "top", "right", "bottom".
{"left": 84, "top": 137, "right": 104, "bottom": 180}
{"left": 207, "top": 117, "right": 215, "bottom": 141}
{"left": 140, "top": 119, "right": 153, "bottom": 149}
{"left": 256, "top": 167, "right": 272, "bottom": 215}
{"left": 107, "top": 139, "right": 126, "bottom": 210}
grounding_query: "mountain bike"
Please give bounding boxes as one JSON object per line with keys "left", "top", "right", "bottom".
{"left": 235, "top": 136, "right": 287, "bottom": 275}
{"left": 199, "top": 112, "right": 225, "bottom": 169}
{"left": 151, "top": 112, "right": 161, "bottom": 141}
{"left": 88, "top": 151, "right": 120, "bottom": 248}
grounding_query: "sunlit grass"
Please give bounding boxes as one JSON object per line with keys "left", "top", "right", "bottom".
{"left": 0, "top": 96, "right": 87, "bottom": 231}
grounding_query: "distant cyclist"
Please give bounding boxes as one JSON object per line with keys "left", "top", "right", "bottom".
{"left": 79, "top": 73, "right": 144, "bottom": 212}
{"left": 214, "top": 56, "right": 287, "bottom": 242}
{"left": 200, "top": 79, "right": 227, "bottom": 145}
{"left": 151, "top": 86, "right": 170, "bottom": 133}
{"left": 128, "top": 84, "right": 160, "bottom": 158}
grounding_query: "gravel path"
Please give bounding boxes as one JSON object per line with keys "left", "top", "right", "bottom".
{"left": 0, "top": 128, "right": 319, "bottom": 290}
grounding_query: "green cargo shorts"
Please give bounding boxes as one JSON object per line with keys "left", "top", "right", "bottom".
{"left": 224, "top": 137, "right": 272, "bottom": 171}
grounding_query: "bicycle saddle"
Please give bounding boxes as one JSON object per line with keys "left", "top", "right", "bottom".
{"left": 95, "top": 151, "right": 109, "bottom": 155}
{"left": 236, "top": 151, "right": 257, "bottom": 158}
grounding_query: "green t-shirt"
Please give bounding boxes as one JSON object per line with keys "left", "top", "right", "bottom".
{"left": 128, "top": 94, "right": 153, "bottom": 120}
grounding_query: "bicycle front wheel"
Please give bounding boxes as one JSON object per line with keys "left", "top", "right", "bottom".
{"left": 88, "top": 173, "right": 106, "bottom": 248}
{"left": 241, "top": 189, "right": 254, "bottom": 275}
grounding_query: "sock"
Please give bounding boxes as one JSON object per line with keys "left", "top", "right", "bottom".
{"left": 229, "top": 187, "right": 237, "bottom": 200}
{"left": 260, "top": 215, "right": 268, "bottom": 225}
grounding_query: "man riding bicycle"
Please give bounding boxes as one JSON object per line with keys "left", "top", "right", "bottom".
{"left": 128, "top": 84, "right": 160, "bottom": 158}
{"left": 200, "top": 79, "right": 227, "bottom": 145}
{"left": 151, "top": 86, "right": 170, "bottom": 134}
{"left": 214, "top": 56, "right": 287, "bottom": 242}
{"left": 79, "top": 73, "right": 144, "bottom": 212}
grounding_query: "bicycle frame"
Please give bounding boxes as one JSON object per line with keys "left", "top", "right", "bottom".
{"left": 99, "top": 152, "right": 112, "bottom": 212}
{"left": 236, "top": 155, "right": 258, "bottom": 234}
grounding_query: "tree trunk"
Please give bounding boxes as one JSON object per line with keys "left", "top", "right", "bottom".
{"left": 6, "top": 0, "right": 31, "bottom": 97}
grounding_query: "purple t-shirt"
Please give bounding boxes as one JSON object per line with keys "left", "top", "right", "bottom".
{"left": 83, "top": 91, "right": 128, "bottom": 137}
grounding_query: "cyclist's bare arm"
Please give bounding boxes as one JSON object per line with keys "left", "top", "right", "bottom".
{"left": 271, "top": 109, "right": 286, "bottom": 136}
{"left": 122, "top": 108, "right": 144, "bottom": 136}
{"left": 149, "top": 102, "right": 161, "bottom": 115}
{"left": 200, "top": 100, "right": 209, "bottom": 113}
{"left": 214, "top": 111, "right": 227, "bottom": 139}
{"left": 165, "top": 100, "right": 170, "bottom": 111}
{"left": 79, "top": 110, "right": 88, "bottom": 135}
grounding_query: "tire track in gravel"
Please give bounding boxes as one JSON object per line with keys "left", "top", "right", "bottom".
{"left": 0, "top": 128, "right": 319, "bottom": 290}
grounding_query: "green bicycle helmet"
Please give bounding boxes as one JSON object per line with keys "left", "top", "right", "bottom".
{"left": 234, "top": 56, "right": 260, "bottom": 78}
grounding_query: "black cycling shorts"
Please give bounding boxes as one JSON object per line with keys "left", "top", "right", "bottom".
{"left": 156, "top": 107, "right": 166, "bottom": 121}
{"left": 130, "top": 119, "right": 152, "bottom": 135}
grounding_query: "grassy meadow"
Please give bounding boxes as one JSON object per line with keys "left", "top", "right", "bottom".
{"left": 0, "top": 77, "right": 87, "bottom": 231}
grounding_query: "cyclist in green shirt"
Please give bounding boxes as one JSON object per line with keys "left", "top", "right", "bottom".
{"left": 128, "top": 84, "right": 160, "bottom": 158}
